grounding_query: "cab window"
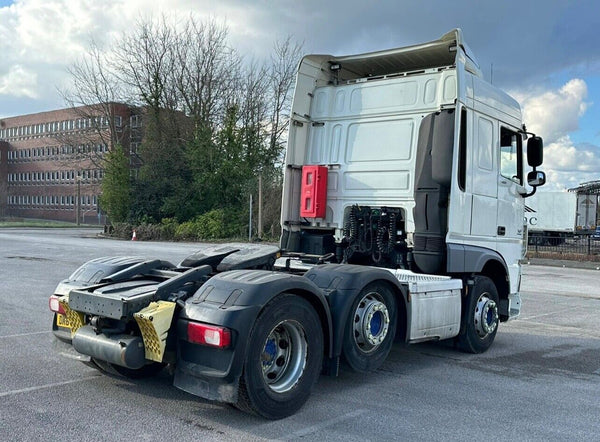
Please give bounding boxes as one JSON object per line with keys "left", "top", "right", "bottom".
{"left": 500, "top": 127, "right": 522, "bottom": 184}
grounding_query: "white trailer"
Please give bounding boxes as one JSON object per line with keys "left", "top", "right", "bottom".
{"left": 525, "top": 191, "right": 577, "bottom": 245}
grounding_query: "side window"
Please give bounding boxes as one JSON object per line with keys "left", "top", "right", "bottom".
{"left": 458, "top": 108, "right": 467, "bottom": 191}
{"left": 500, "top": 127, "right": 522, "bottom": 184}
{"left": 477, "top": 117, "right": 494, "bottom": 171}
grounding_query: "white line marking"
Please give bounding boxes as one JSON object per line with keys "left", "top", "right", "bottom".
{"left": 509, "top": 320, "right": 600, "bottom": 339}
{"left": 0, "top": 376, "right": 100, "bottom": 398}
{"left": 0, "top": 331, "right": 51, "bottom": 339}
{"left": 283, "top": 409, "right": 365, "bottom": 440}
{"left": 520, "top": 306, "right": 582, "bottom": 321}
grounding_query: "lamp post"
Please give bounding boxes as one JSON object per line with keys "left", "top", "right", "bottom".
{"left": 248, "top": 194, "right": 252, "bottom": 242}
{"left": 258, "top": 173, "right": 263, "bottom": 239}
{"left": 76, "top": 176, "right": 81, "bottom": 226}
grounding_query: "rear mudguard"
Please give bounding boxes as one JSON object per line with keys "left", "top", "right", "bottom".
{"left": 304, "top": 264, "right": 409, "bottom": 358}
{"left": 174, "top": 269, "right": 333, "bottom": 403}
{"left": 174, "top": 265, "right": 409, "bottom": 403}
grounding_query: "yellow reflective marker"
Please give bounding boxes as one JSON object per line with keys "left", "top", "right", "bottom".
{"left": 134, "top": 301, "right": 176, "bottom": 363}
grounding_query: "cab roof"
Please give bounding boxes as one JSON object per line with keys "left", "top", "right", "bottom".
{"left": 303, "top": 29, "right": 482, "bottom": 81}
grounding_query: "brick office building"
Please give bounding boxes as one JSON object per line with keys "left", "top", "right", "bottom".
{"left": 0, "top": 103, "right": 140, "bottom": 224}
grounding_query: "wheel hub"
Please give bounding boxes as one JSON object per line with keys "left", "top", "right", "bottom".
{"left": 260, "top": 320, "right": 307, "bottom": 393}
{"left": 261, "top": 338, "right": 278, "bottom": 368}
{"left": 353, "top": 292, "right": 390, "bottom": 353}
{"left": 474, "top": 294, "right": 498, "bottom": 338}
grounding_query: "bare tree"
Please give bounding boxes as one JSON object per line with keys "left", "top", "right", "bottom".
{"left": 172, "top": 17, "right": 240, "bottom": 137}
{"left": 113, "top": 17, "right": 176, "bottom": 111}
{"left": 59, "top": 41, "right": 129, "bottom": 168}
{"left": 268, "top": 36, "right": 303, "bottom": 161}
{"left": 257, "top": 37, "right": 303, "bottom": 238}
{"left": 60, "top": 14, "right": 304, "bottom": 229}
{"left": 59, "top": 40, "right": 132, "bottom": 224}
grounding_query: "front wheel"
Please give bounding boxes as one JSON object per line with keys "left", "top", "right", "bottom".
{"left": 342, "top": 282, "right": 397, "bottom": 372}
{"left": 236, "top": 294, "right": 323, "bottom": 419}
{"left": 457, "top": 275, "right": 499, "bottom": 354}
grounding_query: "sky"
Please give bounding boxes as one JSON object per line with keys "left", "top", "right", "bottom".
{"left": 1, "top": 0, "right": 599, "bottom": 192}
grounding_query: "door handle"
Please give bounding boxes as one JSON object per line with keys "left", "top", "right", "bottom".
{"left": 497, "top": 226, "right": 506, "bottom": 236}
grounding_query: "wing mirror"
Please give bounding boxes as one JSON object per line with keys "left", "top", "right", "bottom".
{"left": 527, "top": 136, "right": 543, "bottom": 167}
{"left": 520, "top": 135, "right": 545, "bottom": 197}
{"left": 527, "top": 170, "right": 546, "bottom": 187}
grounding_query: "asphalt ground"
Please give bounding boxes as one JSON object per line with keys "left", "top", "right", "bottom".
{"left": 0, "top": 228, "right": 599, "bottom": 441}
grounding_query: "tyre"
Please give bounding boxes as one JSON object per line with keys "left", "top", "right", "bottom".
{"left": 342, "top": 282, "right": 397, "bottom": 372}
{"left": 456, "top": 275, "right": 499, "bottom": 354}
{"left": 236, "top": 294, "right": 323, "bottom": 419}
{"left": 91, "top": 358, "right": 165, "bottom": 379}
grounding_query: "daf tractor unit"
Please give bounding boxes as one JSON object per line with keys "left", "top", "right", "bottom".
{"left": 49, "top": 29, "right": 545, "bottom": 419}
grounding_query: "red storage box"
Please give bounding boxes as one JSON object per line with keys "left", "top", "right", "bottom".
{"left": 300, "top": 165, "right": 328, "bottom": 218}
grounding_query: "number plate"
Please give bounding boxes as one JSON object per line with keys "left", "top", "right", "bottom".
{"left": 56, "top": 313, "right": 71, "bottom": 329}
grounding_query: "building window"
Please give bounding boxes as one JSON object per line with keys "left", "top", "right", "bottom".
{"left": 131, "top": 114, "right": 142, "bottom": 128}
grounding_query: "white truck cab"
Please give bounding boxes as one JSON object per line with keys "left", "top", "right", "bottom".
{"left": 280, "top": 28, "right": 545, "bottom": 326}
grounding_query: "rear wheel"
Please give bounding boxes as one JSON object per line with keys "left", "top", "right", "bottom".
{"left": 342, "top": 282, "right": 397, "bottom": 372}
{"left": 236, "top": 294, "right": 323, "bottom": 419}
{"left": 457, "top": 275, "right": 499, "bottom": 353}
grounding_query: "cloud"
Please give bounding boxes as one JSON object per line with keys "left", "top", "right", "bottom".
{"left": 518, "top": 79, "right": 590, "bottom": 144}
{"left": 1, "top": 0, "right": 599, "bottom": 110}
{"left": 544, "top": 136, "right": 600, "bottom": 172}
{"left": 0, "top": 0, "right": 274, "bottom": 106}
{"left": 517, "top": 79, "right": 600, "bottom": 191}
{"left": 0, "top": 64, "right": 38, "bottom": 98}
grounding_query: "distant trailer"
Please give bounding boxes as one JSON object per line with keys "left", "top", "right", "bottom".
{"left": 525, "top": 191, "right": 577, "bottom": 245}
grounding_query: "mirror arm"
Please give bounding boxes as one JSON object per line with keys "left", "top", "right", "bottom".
{"left": 519, "top": 186, "right": 537, "bottom": 198}
{"left": 521, "top": 165, "right": 542, "bottom": 198}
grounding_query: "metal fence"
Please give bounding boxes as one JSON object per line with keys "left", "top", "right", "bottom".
{"left": 526, "top": 233, "right": 600, "bottom": 261}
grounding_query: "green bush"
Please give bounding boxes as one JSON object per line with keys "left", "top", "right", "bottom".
{"left": 174, "top": 219, "right": 198, "bottom": 241}
{"left": 160, "top": 218, "right": 178, "bottom": 240}
{"left": 111, "top": 222, "right": 133, "bottom": 238}
{"left": 197, "top": 209, "right": 227, "bottom": 239}
{"left": 107, "top": 208, "right": 249, "bottom": 241}
{"left": 134, "top": 223, "right": 163, "bottom": 240}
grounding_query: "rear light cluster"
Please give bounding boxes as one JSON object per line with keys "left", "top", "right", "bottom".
{"left": 49, "top": 295, "right": 66, "bottom": 315}
{"left": 187, "top": 322, "right": 231, "bottom": 348}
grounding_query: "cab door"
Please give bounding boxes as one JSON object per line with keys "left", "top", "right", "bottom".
{"left": 470, "top": 112, "right": 498, "bottom": 239}
{"left": 497, "top": 126, "right": 525, "bottom": 242}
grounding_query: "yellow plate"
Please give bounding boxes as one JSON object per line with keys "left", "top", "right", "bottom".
{"left": 56, "top": 313, "right": 71, "bottom": 329}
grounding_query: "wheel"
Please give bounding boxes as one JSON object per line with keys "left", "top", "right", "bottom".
{"left": 236, "top": 294, "right": 323, "bottom": 419}
{"left": 342, "top": 282, "right": 397, "bottom": 372}
{"left": 457, "top": 275, "right": 499, "bottom": 354}
{"left": 91, "top": 358, "right": 165, "bottom": 379}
